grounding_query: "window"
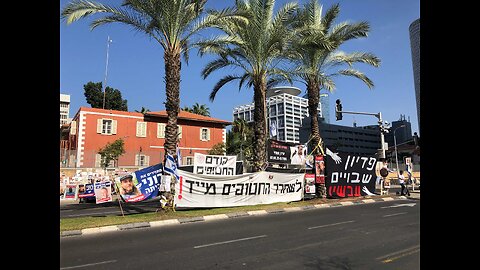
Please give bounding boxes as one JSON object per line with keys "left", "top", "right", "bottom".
{"left": 135, "top": 154, "right": 150, "bottom": 167}
{"left": 200, "top": 128, "right": 210, "bottom": 141}
{"left": 97, "top": 118, "right": 117, "bottom": 135}
{"left": 178, "top": 125, "right": 182, "bottom": 138}
{"left": 157, "top": 123, "right": 166, "bottom": 138}
{"left": 184, "top": 156, "right": 194, "bottom": 165}
{"left": 95, "top": 154, "right": 114, "bottom": 168}
{"left": 136, "top": 121, "right": 147, "bottom": 137}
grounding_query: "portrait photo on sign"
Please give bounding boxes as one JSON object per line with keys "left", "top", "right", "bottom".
{"left": 290, "top": 144, "right": 307, "bottom": 165}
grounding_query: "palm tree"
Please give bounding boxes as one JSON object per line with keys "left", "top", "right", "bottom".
{"left": 198, "top": 0, "right": 298, "bottom": 171}
{"left": 183, "top": 102, "right": 210, "bottom": 116}
{"left": 289, "top": 0, "right": 380, "bottom": 156}
{"left": 231, "top": 118, "right": 250, "bottom": 160}
{"left": 135, "top": 106, "right": 151, "bottom": 114}
{"left": 61, "top": 0, "right": 210, "bottom": 159}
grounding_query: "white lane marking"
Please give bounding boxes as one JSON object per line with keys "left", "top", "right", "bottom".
{"left": 193, "top": 235, "right": 267, "bottom": 249}
{"left": 381, "top": 203, "right": 416, "bottom": 208}
{"left": 376, "top": 244, "right": 420, "bottom": 262}
{"left": 383, "top": 212, "right": 407, "bottom": 217}
{"left": 60, "top": 260, "right": 117, "bottom": 269}
{"left": 308, "top": 220, "right": 355, "bottom": 230}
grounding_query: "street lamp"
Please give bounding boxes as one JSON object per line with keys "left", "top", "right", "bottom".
{"left": 394, "top": 125, "right": 406, "bottom": 177}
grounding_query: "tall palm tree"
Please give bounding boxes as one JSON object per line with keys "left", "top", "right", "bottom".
{"left": 289, "top": 0, "right": 380, "bottom": 156}
{"left": 198, "top": 0, "right": 298, "bottom": 171}
{"left": 61, "top": 0, "right": 209, "bottom": 159}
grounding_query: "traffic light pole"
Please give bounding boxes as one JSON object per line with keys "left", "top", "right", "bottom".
{"left": 336, "top": 109, "right": 387, "bottom": 159}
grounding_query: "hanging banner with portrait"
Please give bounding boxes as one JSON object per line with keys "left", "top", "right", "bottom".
{"left": 267, "top": 139, "right": 309, "bottom": 166}
{"left": 325, "top": 153, "right": 377, "bottom": 198}
{"left": 115, "top": 163, "right": 163, "bottom": 202}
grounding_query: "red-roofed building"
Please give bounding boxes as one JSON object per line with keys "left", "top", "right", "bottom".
{"left": 61, "top": 107, "right": 231, "bottom": 168}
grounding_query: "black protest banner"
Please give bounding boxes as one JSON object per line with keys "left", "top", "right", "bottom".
{"left": 325, "top": 153, "right": 377, "bottom": 198}
{"left": 267, "top": 139, "right": 292, "bottom": 164}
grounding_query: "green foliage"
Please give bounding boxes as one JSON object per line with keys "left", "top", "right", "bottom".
{"left": 83, "top": 81, "right": 128, "bottom": 111}
{"left": 135, "top": 107, "right": 151, "bottom": 114}
{"left": 97, "top": 138, "right": 126, "bottom": 169}
{"left": 226, "top": 119, "right": 254, "bottom": 160}
{"left": 208, "top": 142, "right": 226, "bottom": 155}
{"left": 183, "top": 102, "right": 210, "bottom": 116}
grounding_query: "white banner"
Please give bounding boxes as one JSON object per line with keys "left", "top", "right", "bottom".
{"left": 193, "top": 153, "right": 237, "bottom": 175}
{"left": 175, "top": 170, "right": 304, "bottom": 208}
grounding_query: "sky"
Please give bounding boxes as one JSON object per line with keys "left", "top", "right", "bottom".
{"left": 60, "top": 0, "right": 420, "bottom": 135}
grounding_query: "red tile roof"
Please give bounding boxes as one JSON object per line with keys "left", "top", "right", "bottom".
{"left": 146, "top": 110, "right": 231, "bottom": 125}
{"left": 75, "top": 107, "right": 231, "bottom": 125}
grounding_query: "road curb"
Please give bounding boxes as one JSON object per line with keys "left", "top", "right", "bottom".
{"left": 60, "top": 195, "right": 412, "bottom": 238}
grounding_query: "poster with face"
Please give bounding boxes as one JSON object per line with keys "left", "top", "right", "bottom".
{"left": 64, "top": 184, "right": 78, "bottom": 199}
{"left": 314, "top": 155, "right": 325, "bottom": 184}
{"left": 94, "top": 181, "right": 113, "bottom": 204}
{"left": 304, "top": 174, "right": 316, "bottom": 194}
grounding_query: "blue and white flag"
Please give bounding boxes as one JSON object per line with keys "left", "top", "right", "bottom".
{"left": 176, "top": 144, "right": 182, "bottom": 166}
{"left": 164, "top": 153, "right": 180, "bottom": 182}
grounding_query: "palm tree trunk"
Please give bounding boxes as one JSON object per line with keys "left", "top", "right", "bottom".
{"left": 164, "top": 49, "right": 181, "bottom": 156}
{"left": 307, "top": 78, "right": 326, "bottom": 198}
{"left": 252, "top": 76, "right": 267, "bottom": 172}
{"left": 307, "top": 78, "right": 321, "bottom": 155}
{"left": 163, "top": 48, "right": 181, "bottom": 211}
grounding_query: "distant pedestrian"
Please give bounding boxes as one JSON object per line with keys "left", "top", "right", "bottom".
{"left": 398, "top": 170, "right": 410, "bottom": 196}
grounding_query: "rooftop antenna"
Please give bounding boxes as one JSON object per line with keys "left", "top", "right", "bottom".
{"left": 102, "top": 36, "right": 113, "bottom": 109}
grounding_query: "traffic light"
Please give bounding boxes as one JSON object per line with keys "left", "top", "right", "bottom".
{"left": 335, "top": 99, "right": 343, "bottom": 121}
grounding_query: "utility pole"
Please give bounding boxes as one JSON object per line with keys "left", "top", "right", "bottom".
{"left": 102, "top": 36, "right": 113, "bottom": 109}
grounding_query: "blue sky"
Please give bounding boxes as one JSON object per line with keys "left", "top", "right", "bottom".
{"left": 60, "top": 0, "right": 420, "bottom": 135}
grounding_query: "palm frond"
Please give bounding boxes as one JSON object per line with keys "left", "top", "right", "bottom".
{"left": 209, "top": 75, "right": 243, "bottom": 101}
{"left": 336, "top": 69, "right": 375, "bottom": 89}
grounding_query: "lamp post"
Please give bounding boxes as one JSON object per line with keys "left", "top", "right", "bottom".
{"left": 102, "top": 36, "right": 113, "bottom": 109}
{"left": 394, "top": 125, "right": 406, "bottom": 177}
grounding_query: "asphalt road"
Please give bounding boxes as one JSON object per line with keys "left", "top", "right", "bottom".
{"left": 60, "top": 199, "right": 420, "bottom": 269}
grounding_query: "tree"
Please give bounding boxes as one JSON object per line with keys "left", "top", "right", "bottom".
{"left": 198, "top": 0, "right": 298, "bottom": 171}
{"left": 97, "top": 139, "right": 126, "bottom": 172}
{"left": 135, "top": 106, "right": 151, "bottom": 114}
{"left": 226, "top": 119, "right": 254, "bottom": 161}
{"left": 183, "top": 102, "right": 210, "bottom": 116}
{"left": 61, "top": 0, "right": 225, "bottom": 211}
{"left": 288, "top": 1, "right": 380, "bottom": 156}
{"left": 84, "top": 81, "right": 128, "bottom": 111}
{"left": 208, "top": 142, "right": 226, "bottom": 155}
{"left": 61, "top": 0, "right": 218, "bottom": 159}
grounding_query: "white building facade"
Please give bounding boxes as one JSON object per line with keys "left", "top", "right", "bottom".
{"left": 60, "top": 93, "right": 71, "bottom": 127}
{"left": 233, "top": 86, "right": 321, "bottom": 144}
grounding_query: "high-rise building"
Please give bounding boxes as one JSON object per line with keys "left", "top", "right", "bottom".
{"left": 320, "top": 92, "right": 330, "bottom": 124}
{"left": 60, "top": 93, "right": 71, "bottom": 127}
{"left": 233, "top": 86, "right": 321, "bottom": 144}
{"left": 299, "top": 117, "right": 381, "bottom": 156}
{"left": 409, "top": 18, "right": 420, "bottom": 132}
{"left": 384, "top": 114, "right": 413, "bottom": 147}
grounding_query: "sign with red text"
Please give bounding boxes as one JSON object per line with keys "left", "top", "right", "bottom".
{"left": 325, "top": 153, "right": 377, "bottom": 198}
